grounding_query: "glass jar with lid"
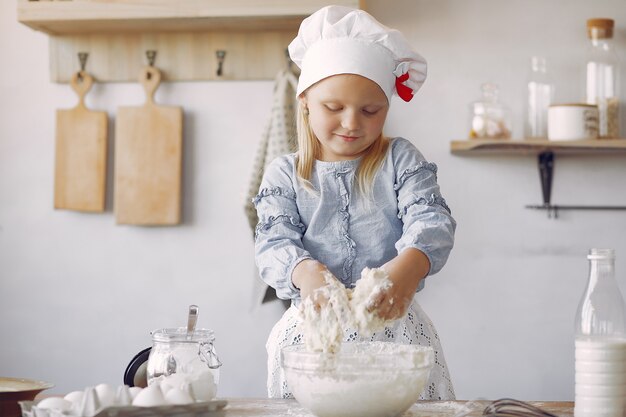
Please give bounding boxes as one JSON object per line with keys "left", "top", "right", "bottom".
{"left": 469, "top": 82, "right": 512, "bottom": 140}
{"left": 147, "top": 327, "right": 222, "bottom": 401}
{"left": 585, "top": 18, "right": 620, "bottom": 138}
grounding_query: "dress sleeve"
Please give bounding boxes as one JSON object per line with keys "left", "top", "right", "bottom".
{"left": 253, "top": 157, "right": 312, "bottom": 300}
{"left": 392, "top": 139, "right": 456, "bottom": 276}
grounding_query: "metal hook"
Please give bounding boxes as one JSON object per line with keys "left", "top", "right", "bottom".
{"left": 216, "top": 50, "right": 226, "bottom": 77}
{"left": 146, "top": 50, "right": 157, "bottom": 67}
{"left": 77, "top": 52, "right": 88, "bottom": 82}
{"left": 78, "top": 52, "right": 88, "bottom": 71}
{"left": 145, "top": 50, "right": 157, "bottom": 80}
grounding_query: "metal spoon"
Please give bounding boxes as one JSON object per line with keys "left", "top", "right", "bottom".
{"left": 187, "top": 304, "right": 198, "bottom": 339}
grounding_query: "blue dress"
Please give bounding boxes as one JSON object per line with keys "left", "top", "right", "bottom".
{"left": 254, "top": 137, "right": 456, "bottom": 400}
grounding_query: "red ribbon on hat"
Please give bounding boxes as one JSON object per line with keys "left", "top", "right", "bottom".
{"left": 395, "top": 73, "right": 414, "bottom": 102}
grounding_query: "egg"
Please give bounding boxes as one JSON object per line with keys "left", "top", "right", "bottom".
{"left": 95, "top": 383, "right": 116, "bottom": 407}
{"left": 189, "top": 371, "right": 216, "bottom": 402}
{"left": 164, "top": 387, "right": 194, "bottom": 405}
{"left": 36, "top": 397, "right": 72, "bottom": 412}
{"left": 63, "top": 390, "right": 84, "bottom": 405}
{"left": 129, "top": 386, "right": 142, "bottom": 400}
{"left": 132, "top": 384, "right": 167, "bottom": 407}
{"left": 157, "top": 379, "right": 175, "bottom": 394}
{"left": 158, "top": 372, "right": 187, "bottom": 393}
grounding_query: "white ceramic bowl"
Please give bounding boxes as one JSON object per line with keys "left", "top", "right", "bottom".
{"left": 281, "top": 342, "right": 433, "bottom": 417}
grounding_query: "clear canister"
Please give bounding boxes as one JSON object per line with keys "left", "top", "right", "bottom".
{"left": 585, "top": 18, "right": 620, "bottom": 138}
{"left": 146, "top": 327, "right": 222, "bottom": 401}
{"left": 469, "top": 83, "right": 512, "bottom": 140}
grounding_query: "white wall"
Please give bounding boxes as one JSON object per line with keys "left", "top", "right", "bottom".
{"left": 1, "top": 0, "right": 625, "bottom": 401}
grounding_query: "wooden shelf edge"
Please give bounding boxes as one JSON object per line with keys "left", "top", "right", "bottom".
{"left": 18, "top": 0, "right": 362, "bottom": 35}
{"left": 450, "top": 139, "right": 626, "bottom": 155}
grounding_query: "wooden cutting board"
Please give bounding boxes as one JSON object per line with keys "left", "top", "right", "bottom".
{"left": 114, "top": 66, "right": 183, "bottom": 225}
{"left": 54, "top": 71, "right": 107, "bottom": 212}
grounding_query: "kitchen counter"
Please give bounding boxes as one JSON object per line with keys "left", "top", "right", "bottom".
{"left": 219, "top": 398, "right": 575, "bottom": 416}
{"left": 25, "top": 396, "right": 574, "bottom": 417}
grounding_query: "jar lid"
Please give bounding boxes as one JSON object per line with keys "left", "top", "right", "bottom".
{"left": 587, "top": 18, "right": 614, "bottom": 39}
{"left": 151, "top": 327, "right": 215, "bottom": 343}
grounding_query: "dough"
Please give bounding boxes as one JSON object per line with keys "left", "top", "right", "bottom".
{"left": 299, "top": 267, "right": 394, "bottom": 353}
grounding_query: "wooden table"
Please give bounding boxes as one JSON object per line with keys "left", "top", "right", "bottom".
{"left": 29, "top": 396, "right": 574, "bottom": 416}
{"left": 219, "top": 398, "right": 575, "bottom": 416}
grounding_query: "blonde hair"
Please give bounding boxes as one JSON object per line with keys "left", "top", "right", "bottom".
{"left": 295, "top": 100, "right": 389, "bottom": 198}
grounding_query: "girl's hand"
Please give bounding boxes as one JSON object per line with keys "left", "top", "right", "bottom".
{"left": 292, "top": 259, "right": 331, "bottom": 307}
{"left": 368, "top": 248, "right": 430, "bottom": 320}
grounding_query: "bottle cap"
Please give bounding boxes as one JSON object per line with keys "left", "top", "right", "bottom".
{"left": 587, "top": 18, "right": 614, "bottom": 39}
{"left": 588, "top": 248, "right": 615, "bottom": 260}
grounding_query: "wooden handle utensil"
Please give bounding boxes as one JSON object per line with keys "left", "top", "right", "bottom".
{"left": 114, "top": 66, "right": 183, "bottom": 225}
{"left": 54, "top": 71, "right": 107, "bottom": 212}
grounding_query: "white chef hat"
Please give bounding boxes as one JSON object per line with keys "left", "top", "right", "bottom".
{"left": 288, "top": 5, "right": 427, "bottom": 102}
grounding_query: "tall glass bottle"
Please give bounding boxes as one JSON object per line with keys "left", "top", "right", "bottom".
{"left": 525, "top": 56, "right": 554, "bottom": 139}
{"left": 574, "top": 249, "right": 626, "bottom": 417}
{"left": 585, "top": 18, "right": 620, "bottom": 138}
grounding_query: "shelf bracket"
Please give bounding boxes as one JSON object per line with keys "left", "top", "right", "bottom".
{"left": 526, "top": 151, "right": 626, "bottom": 218}
{"left": 538, "top": 151, "right": 554, "bottom": 207}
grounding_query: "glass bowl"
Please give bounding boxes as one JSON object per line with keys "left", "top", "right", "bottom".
{"left": 281, "top": 342, "right": 434, "bottom": 417}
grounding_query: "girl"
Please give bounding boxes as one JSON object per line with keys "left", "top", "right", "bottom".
{"left": 254, "top": 5, "right": 457, "bottom": 400}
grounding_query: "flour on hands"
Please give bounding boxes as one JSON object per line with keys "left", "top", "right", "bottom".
{"left": 299, "top": 267, "right": 396, "bottom": 353}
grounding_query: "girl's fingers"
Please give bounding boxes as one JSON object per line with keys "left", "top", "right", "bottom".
{"left": 374, "top": 294, "right": 396, "bottom": 319}
{"left": 366, "top": 291, "right": 385, "bottom": 312}
{"left": 377, "top": 296, "right": 407, "bottom": 320}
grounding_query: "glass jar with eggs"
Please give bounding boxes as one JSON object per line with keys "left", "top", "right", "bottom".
{"left": 469, "top": 82, "right": 512, "bottom": 140}
{"left": 146, "top": 327, "right": 222, "bottom": 402}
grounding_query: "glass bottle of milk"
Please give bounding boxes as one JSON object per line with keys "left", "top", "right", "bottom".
{"left": 524, "top": 56, "right": 554, "bottom": 139}
{"left": 574, "top": 249, "right": 626, "bottom": 417}
{"left": 585, "top": 18, "right": 620, "bottom": 138}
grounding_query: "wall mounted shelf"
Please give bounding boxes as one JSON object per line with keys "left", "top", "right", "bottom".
{"left": 450, "top": 138, "right": 626, "bottom": 218}
{"left": 450, "top": 138, "right": 626, "bottom": 155}
{"left": 17, "top": 0, "right": 362, "bottom": 82}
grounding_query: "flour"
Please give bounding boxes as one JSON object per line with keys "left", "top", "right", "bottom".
{"left": 283, "top": 342, "right": 434, "bottom": 417}
{"left": 287, "top": 367, "right": 429, "bottom": 417}
{"left": 299, "top": 267, "right": 393, "bottom": 353}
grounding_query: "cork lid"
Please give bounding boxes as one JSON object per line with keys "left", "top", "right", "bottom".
{"left": 587, "top": 18, "right": 614, "bottom": 39}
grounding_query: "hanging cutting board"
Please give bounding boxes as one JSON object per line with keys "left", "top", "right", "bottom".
{"left": 114, "top": 66, "right": 183, "bottom": 225}
{"left": 54, "top": 71, "right": 107, "bottom": 212}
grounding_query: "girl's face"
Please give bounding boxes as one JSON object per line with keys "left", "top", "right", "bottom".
{"left": 302, "top": 74, "right": 389, "bottom": 162}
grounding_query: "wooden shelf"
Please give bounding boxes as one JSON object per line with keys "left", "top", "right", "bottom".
{"left": 451, "top": 138, "right": 626, "bottom": 217}
{"left": 450, "top": 139, "right": 626, "bottom": 155}
{"left": 16, "top": 0, "right": 362, "bottom": 82}
{"left": 18, "top": 0, "right": 361, "bottom": 35}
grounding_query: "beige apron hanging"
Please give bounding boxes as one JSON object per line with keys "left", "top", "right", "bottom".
{"left": 245, "top": 67, "right": 298, "bottom": 307}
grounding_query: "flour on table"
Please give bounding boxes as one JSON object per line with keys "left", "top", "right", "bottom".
{"left": 299, "top": 267, "right": 394, "bottom": 353}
